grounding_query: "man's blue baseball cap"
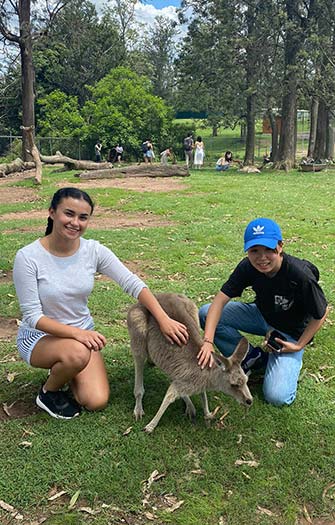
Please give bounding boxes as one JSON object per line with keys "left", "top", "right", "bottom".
{"left": 244, "top": 218, "right": 282, "bottom": 251}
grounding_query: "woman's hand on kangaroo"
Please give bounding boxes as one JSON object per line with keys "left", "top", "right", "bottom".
{"left": 197, "top": 342, "right": 215, "bottom": 369}
{"left": 159, "top": 317, "right": 189, "bottom": 346}
{"left": 73, "top": 328, "right": 107, "bottom": 351}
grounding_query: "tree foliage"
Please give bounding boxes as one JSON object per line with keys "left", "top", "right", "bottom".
{"left": 82, "top": 66, "right": 173, "bottom": 155}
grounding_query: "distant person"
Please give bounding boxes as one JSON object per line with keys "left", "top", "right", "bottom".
{"left": 142, "top": 139, "right": 152, "bottom": 163}
{"left": 13, "top": 187, "right": 189, "bottom": 420}
{"left": 160, "top": 148, "right": 171, "bottom": 166}
{"left": 115, "top": 144, "right": 124, "bottom": 165}
{"left": 108, "top": 146, "right": 117, "bottom": 163}
{"left": 194, "top": 136, "right": 205, "bottom": 169}
{"left": 183, "top": 133, "right": 194, "bottom": 168}
{"left": 215, "top": 151, "right": 237, "bottom": 171}
{"left": 95, "top": 141, "right": 102, "bottom": 163}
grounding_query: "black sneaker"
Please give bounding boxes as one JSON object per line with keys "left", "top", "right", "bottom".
{"left": 241, "top": 346, "right": 268, "bottom": 375}
{"left": 36, "top": 387, "right": 81, "bottom": 420}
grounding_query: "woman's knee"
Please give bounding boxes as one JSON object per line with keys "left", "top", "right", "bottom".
{"left": 80, "top": 390, "right": 110, "bottom": 411}
{"left": 62, "top": 342, "right": 91, "bottom": 371}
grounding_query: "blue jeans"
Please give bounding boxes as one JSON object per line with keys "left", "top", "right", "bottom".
{"left": 199, "top": 302, "right": 304, "bottom": 406}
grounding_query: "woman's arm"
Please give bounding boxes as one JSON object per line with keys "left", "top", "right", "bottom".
{"left": 35, "top": 316, "right": 106, "bottom": 351}
{"left": 197, "top": 291, "right": 231, "bottom": 368}
{"left": 138, "top": 287, "right": 189, "bottom": 346}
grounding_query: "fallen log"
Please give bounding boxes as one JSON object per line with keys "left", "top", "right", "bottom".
{"left": 76, "top": 164, "right": 190, "bottom": 179}
{"left": 40, "top": 151, "right": 113, "bottom": 171}
{"left": 0, "top": 157, "right": 35, "bottom": 177}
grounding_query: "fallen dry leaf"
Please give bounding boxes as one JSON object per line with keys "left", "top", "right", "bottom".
{"left": 0, "top": 500, "right": 15, "bottom": 512}
{"left": 236, "top": 434, "right": 243, "bottom": 444}
{"left": 6, "top": 372, "right": 19, "bottom": 383}
{"left": 19, "top": 441, "right": 32, "bottom": 448}
{"left": 68, "top": 489, "right": 80, "bottom": 510}
{"left": 302, "top": 504, "right": 312, "bottom": 523}
{"left": 219, "top": 410, "right": 230, "bottom": 421}
{"left": 322, "top": 482, "right": 335, "bottom": 501}
{"left": 256, "top": 505, "right": 275, "bottom": 516}
{"left": 211, "top": 405, "right": 222, "bottom": 418}
{"left": 242, "top": 471, "right": 251, "bottom": 479}
{"left": 122, "top": 426, "right": 133, "bottom": 436}
{"left": 165, "top": 499, "right": 184, "bottom": 513}
{"left": 235, "top": 459, "right": 259, "bottom": 468}
{"left": 144, "top": 511, "right": 157, "bottom": 520}
{"left": 79, "top": 507, "right": 100, "bottom": 515}
{"left": 48, "top": 490, "right": 67, "bottom": 501}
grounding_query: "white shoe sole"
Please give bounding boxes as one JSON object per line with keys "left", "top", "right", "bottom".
{"left": 36, "top": 395, "right": 80, "bottom": 420}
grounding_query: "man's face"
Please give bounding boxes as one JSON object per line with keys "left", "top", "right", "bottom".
{"left": 247, "top": 243, "right": 283, "bottom": 276}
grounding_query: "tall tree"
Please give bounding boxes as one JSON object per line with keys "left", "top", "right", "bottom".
{"left": 0, "top": 0, "right": 69, "bottom": 159}
{"left": 34, "top": 1, "right": 122, "bottom": 104}
{"left": 141, "top": 15, "right": 177, "bottom": 102}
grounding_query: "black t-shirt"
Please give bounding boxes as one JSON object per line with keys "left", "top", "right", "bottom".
{"left": 221, "top": 253, "right": 327, "bottom": 339}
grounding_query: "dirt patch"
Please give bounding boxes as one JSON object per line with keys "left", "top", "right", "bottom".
{"left": 0, "top": 186, "right": 40, "bottom": 204}
{"left": 0, "top": 270, "right": 12, "bottom": 283}
{"left": 2, "top": 206, "right": 174, "bottom": 232}
{"left": 0, "top": 399, "right": 38, "bottom": 421}
{"left": 57, "top": 176, "right": 189, "bottom": 192}
{"left": 0, "top": 318, "right": 18, "bottom": 340}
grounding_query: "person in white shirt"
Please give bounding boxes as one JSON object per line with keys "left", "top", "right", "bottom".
{"left": 13, "top": 187, "right": 188, "bottom": 419}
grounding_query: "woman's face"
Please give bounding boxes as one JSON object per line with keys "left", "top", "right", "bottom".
{"left": 49, "top": 197, "right": 92, "bottom": 241}
{"left": 247, "top": 243, "right": 283, "bottom": 276}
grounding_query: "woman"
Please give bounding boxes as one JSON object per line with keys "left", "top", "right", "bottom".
{"left": 198, "top": 218, "right": 328, "bottom": 407}
{"left": 193, "top": 136, "right": 205, "bottom": 169}
{"left": 215, "top": 151, "right": 236, "bottom": 171}
{"left": 13, "top": 187, "right": 188, "bottom": 420}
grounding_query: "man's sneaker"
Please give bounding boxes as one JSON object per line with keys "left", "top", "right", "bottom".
{"left": 241, "top": 346, "right": 268, "bottom": 375}
{"left": 36, "top": 387, "right": 81, "bottom": 420}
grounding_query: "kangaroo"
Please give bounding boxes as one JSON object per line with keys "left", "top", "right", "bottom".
{"left": 127, "top": 292, "right": 253, "bottom": 433}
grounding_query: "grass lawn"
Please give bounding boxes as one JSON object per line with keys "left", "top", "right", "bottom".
{"left": 0, "top": 166, "right": 334, "bottom": 525}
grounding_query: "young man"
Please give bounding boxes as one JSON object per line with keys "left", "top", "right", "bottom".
{"left": 198, "top": 218, "right": 328, "bottom": 406}
{"left": 183, "top": 133, "right": 194, "bottom": 168}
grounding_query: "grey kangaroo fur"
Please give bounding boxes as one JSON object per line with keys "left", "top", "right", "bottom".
{"left": 127, "top": 292, "right": 253, "bottom": 433}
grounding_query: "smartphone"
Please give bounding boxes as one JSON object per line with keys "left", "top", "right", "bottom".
{"left": 267, "top": 330, "right": 287, "bottom": 353}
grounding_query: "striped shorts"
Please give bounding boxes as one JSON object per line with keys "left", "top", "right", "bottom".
{"left": 17, "top": 328, "right": 49, "bottom": 365}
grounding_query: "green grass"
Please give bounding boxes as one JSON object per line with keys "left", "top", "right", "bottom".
{"left": 0, "top": 166, "right": 334, "bottom": 525}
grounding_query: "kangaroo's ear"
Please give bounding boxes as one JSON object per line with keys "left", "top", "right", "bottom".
{"left": 213, "top": 353, "right": 231, "bottom": 370}
{"left": 230, "top": 337, "right": 249, "bottom": 364}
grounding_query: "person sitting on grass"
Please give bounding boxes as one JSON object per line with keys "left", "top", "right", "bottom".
{"left": 197, "top": 218, "right": 328, "bottom": 406}
{"left": 13, "top": 187, "right": 189, "bottom": 420}
{"left": 216, "top": 150, "right": 238, "bottom": 171}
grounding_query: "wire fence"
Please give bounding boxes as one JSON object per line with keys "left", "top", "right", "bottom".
{"left": 0, "top": 132, "right": 310, "bottom": 164}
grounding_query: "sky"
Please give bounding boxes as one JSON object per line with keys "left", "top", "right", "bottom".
{"left": 93, "top": 0, "right": 182, "bottom": 26}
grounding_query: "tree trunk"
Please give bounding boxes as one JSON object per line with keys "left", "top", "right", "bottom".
{"left": 22, "top": 126, "right": 42, "bottom": 184}
{"left": 307, "top": 96, "right": 319, "bottom": 157}
{"left": 276, "top": 0, "right": 306, "bottom": 170}
{"left": 267, "top": 109, "right": 279, "bottom": 162}
{"left": 0, "top": 158, "right": 35, "bottom": 177}
{"left": 313, "top": 99, "right": 327, "bottom": 160}
{"left": 76, "top": 164, "right": 190, "bottom": 179}
{"left": 326, "top": 113, "right": 334, "bottom": 159}
{"left": 243, "top": 4, "right": 256, "bottom": 166}
{"left": 40, "top": 152, "right": 113, "bottom": 170}
{"left": 20, "top": 0, "right": 35, "bottom": 162}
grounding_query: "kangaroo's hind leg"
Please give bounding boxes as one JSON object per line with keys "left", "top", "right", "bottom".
{"left": 133, "top": 352, "right": 146, "bottom": 420}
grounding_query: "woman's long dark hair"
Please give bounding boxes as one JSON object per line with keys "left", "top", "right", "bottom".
{"left": 45, "top": 187, "right": 94, "bottom": 236}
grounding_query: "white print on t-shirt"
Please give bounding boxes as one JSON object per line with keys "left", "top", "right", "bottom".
{"left": 274, "top": 295, "right": 293, "bottom": 311}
